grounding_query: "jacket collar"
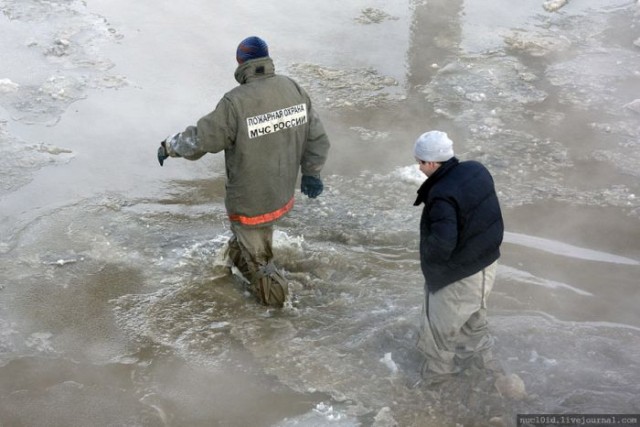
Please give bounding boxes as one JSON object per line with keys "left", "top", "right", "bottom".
{"left": 413, "top": 157, "right": 459, "bottom": 206}
{"left": 234, "top": 57, "right": 275, "bottom": 84}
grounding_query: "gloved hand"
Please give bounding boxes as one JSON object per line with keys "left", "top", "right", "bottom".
{"left": 301, "top": 175, "right": 323, "bottom": 198}
{"left": 157, "top": 141, "right": 169, "bottom": 166}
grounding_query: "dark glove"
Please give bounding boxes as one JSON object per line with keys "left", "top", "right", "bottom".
{"left": 301, "top": 175, "right": 323, "bottom": 198}
{"left": 157, "top": 141, "right": 169, "bottom": 166}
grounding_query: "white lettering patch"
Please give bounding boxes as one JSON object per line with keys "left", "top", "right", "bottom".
{"left": 246, "top": 104, "right": 307, "bottom": 139}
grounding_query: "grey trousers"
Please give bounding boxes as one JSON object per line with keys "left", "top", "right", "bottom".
{"left": 417, "top": 261, "right": 497, "bottom": 375}
{"left": 227, "top": 222, "right": 288, "bottom": 307}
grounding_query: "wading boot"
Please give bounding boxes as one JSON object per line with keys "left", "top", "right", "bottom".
{"left": 252, "top": 262, "right": 289, "bottom": 307}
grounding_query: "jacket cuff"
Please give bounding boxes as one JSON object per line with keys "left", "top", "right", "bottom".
{"left": 164, "top": 133, "right": 181, "bottom": 157}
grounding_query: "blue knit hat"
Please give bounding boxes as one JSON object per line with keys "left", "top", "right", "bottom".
{"left": 236, "top": 36, "right": 269, "bottom": 64}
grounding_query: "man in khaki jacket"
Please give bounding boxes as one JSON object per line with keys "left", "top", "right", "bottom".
{"left": 158, "top": 36, "right": 330, "bottom": 307}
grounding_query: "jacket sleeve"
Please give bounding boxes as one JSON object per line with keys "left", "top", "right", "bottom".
{"left": 291, "top": 82, "right": 328, "bottom": 177}
{"left": 166, "top": 97, "right": 237, "bottom": 160}
{"left": 423, "top": 198, "right": 458, "bottom": 263}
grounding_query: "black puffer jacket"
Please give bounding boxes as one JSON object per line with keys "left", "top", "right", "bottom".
{"left": 414, "top": 157, "right": 504, "bottom": 293}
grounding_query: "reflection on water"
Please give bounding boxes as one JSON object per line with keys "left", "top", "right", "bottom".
{"left": 1, "top": 0, "right": 639, "bottom": 426}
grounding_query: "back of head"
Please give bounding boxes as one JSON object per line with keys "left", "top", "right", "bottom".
{"left": 236, "top": 36, "right": 269, "bottom": 64}
{"left": 414, "top": 131, "right": 454, "bottom": 162}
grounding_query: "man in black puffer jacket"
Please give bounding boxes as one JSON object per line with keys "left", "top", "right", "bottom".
{"left": 412, "top": 130, "right": 504, "bottom": 385}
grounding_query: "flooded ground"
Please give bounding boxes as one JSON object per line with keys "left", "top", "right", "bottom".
{"left": 1, "top": 0, "right": 639, "bottom": 426}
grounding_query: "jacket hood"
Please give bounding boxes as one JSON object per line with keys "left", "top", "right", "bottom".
{"left": 234, "top": 57, "right": 275, "bottom": 84}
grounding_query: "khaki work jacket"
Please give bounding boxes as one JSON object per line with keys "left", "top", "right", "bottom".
{"left": 167, "top": 57, "right": 330, "bottom": 226}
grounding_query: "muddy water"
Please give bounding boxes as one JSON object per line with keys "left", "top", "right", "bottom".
{"left": 1, "top": 0, "right": 639, "bottom": 426}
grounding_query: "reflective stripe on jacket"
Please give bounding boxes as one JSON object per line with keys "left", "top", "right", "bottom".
{"left": 228, "top": 197, "right": 294, "bottom": 226}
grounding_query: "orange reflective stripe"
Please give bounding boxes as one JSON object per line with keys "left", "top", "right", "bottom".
{"left": 228, "top": 197, "right": 294, "bottom": 226}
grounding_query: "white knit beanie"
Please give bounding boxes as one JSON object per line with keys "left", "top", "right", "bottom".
{"left": 414, "top": 131, "right": 454, "bottom": 162}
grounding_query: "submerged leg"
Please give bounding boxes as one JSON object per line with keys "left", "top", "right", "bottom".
{"left": 229, "top": 222, "right": 288, "bottom": 307}
{"left": 417, "top": 262, "right": 498, "bottom": 378}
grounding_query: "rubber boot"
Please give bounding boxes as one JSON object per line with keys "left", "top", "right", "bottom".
{"left": 227, "top": 236, "right": 251, "bottom": 280}
{"left": 252, "top": 262, "right": 288, "bottom": 307}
